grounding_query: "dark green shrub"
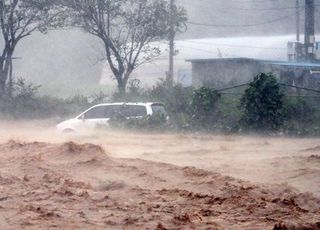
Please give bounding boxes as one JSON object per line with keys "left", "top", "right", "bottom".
{"left": 146, "top": 78, "right": 193, "bottom": 130}
{"left": 147, "top": 78, "right": 193, "bottom": 114}
{"left": 111, "top": 79, "right": 146, "bottom": 102}
{"left": 0, "top": 78, "right": 41, "bottom": 118}
{"left": 282, "top": 97, "right": 320, "bottom": 135}
{"left": 89, "top": 91, "right": 109, "bottom": 104}
{"left": 190, "top": 87, "right": 221, "bottom": 129}
{"left": 283, "top": 97, "right": 316, "bottom": 122}
{"left": 0, "top": 78, "right": 91, "bottom": 119}
{"left": 240, "top": 73, "right": 284, "bottom": 131}
{"left": 214, "top": 97, "right": 242, "bottom": 133}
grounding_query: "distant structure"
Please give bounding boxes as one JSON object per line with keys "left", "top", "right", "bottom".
{"left": 186, "top": 1, "right": 320, "bottom": 90}
{"left": 187, "top": 58, "right": 320, "bottom": 90}
{"left": 288, "top": 0, "right": 320, "bottom": 62}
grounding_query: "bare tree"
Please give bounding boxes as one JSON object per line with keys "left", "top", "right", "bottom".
{"left": 65, "top": 0, "right": 187, "bottom": 94}
{"left": 0, "top": 0, "right": 62, "bottom": 97}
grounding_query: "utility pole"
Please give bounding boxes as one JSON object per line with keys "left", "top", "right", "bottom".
{"left": 304, "top": 0, "right": 315, "bottom": 62}
{"left": 168, "top": 0, "right": 175, "bottom": 84}
{"left": 296, "top": 0, "right": 300, "bottom": 42}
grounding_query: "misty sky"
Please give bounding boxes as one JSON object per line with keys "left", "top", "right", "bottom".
{"left": 2, "top": 0, "right": 319, "bottom": 95}
{"left": 178, "top": 0, "right": 318, "bottom": 39}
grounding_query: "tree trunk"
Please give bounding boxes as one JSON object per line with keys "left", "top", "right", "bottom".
{"left": 117, "top": 80, "right": 127, "bottom": 95}
{"left": 115, "top": 71, "right": 128, "bottom": 95}
{"left": 0, "top": 71, "right": 6, "bottom": 97}
{"left": 0, "top": 53, "right": 13, "bottom": 97}
{"left": 8, "top": 58, "right": 13, "bottom": 97}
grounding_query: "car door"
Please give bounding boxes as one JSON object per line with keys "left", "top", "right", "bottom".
{"left": 121, "top": 105, "right": 147, "bottom": 119}
{"left": 81, "top": 105, "right": 110, "bottom": 130}
{"left": 106, "top": 105, "right": 124, "bottom": 119}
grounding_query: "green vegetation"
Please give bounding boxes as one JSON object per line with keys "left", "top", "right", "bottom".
{"left": 282, "top": 97, "right": 320, "bottom": 135}
{"left": 0, "top": 78, "right": 103, "bottom": 119}
{"left": 240, "top": 73, "right": 284, "bottom": 132}
{"left": 38, "top": 83, "right": 115, "bottom": 99}
{"left": 1, "top": 73, "right": 320, "bottom": 136}
{"left": 190, "top": 87, "right": 221, "bottom": 129}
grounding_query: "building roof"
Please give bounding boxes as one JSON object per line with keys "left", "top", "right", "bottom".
{"left": 186, "top": 57, "right": 258, "bottom": 63}
{"left": 263, "top": 60, "right": 320, "bottom": 68}
{"left": 186, "top": 57, "right": 320, "bottom": 69}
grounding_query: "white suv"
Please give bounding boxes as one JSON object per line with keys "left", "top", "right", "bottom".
{"left": 56, "top": 102, "right": 167, "bottom": 133}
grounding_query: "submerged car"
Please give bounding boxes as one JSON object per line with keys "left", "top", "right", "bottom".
{"left": 56, "top": 102, "right": 167, "bottom": 133}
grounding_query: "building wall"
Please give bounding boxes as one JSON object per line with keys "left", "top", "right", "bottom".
{"left": 192, "top": 60, "right": 262, "bottom": 89}
{"left": 279, "top": 68, "right": 320, "bottom": 90}
{"left": 191, "top": 59, "right": 320, "bottom": 90}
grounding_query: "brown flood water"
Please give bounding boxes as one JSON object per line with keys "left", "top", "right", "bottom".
{"left": 0, "top": 120, "right": 319, "bottom": 229}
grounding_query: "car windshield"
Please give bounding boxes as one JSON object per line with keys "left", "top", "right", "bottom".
{"left": 83, "top": 106, "right": 106, "bottom": 119}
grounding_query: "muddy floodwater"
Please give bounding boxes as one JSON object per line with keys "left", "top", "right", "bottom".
{"left": 0, "top": 121, "right": 319, "bottom": 229}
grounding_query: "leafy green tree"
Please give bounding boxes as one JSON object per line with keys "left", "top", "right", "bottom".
{"left": 62, "top": 0, "right": 187, "bottom": 94}
{"left": 240, "top": 73, "right": 284, "bottom": 131}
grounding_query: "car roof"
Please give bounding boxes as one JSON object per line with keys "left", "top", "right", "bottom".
{"left": 75, "top": 102, "right": 165, "bottom": 119}
{"left": 91, "top": 102, "right": 164, "bottom": 107}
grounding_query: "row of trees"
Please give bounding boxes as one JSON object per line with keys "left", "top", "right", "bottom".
{"left": 0, "top": 0, "right": 187, "bottom": 97}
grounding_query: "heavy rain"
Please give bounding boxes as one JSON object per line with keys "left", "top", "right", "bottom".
{"left": 0, "top": 0, "right": 320, "bottom": 229}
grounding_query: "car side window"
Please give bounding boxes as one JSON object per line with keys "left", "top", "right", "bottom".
{"left": 84, "top": 105, "right": 147, "bottom": 119}
{"left": 84, "top": 106, "right": 106, "bottom": 119}
{"left": 104, "top": 105, "right": 123, "bottom": 118}
{"left": 121, "top": 105, "right": 147, "bottom": 117}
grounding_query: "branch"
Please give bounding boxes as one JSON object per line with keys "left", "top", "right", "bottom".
{"left": 15, "top": 15, "right": 37, "bottom": 41}
{"left": 8, "top": 0, "right": 19, "bottom": 43}
{"left": 0, "top": 1, "right": 9, "bottom": 45}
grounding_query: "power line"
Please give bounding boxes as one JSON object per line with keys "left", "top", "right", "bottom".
{"left": 215, "top": 4, "right": 318, "bottom": 12}
{"left": 189, "top": 0, "right": 320, "bottom": 12}
{"left": 187, "top": 11, "right": 301, "bottom": 28}
{"left": 215, "top": 82, "right": 320, "bottom": 94}
{"left": 176, "top": 45, "right": 244, "bottom": 58}
{"left": 209, "top": 0, "right": 297, "bottom": 3}
{"left": 177, "top": 45, "right": 221, "bottom": 54}
{"left": 180, "top": 40, "right": 287, "bottom": 50}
